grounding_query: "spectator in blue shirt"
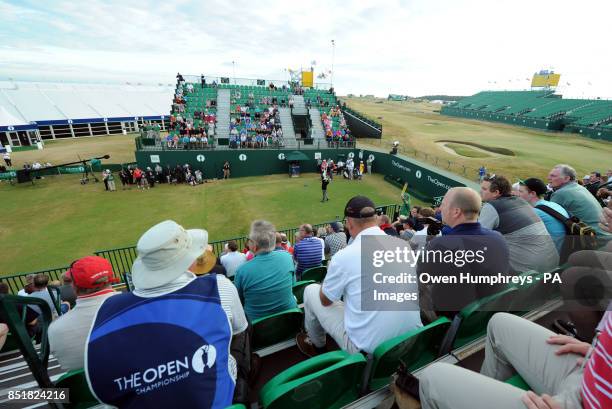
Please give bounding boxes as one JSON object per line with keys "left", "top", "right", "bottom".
{"left": 293, "top": 224, "right": 323, "bottom": 280}
{"left": 234, "top": 220, "right": 297, "bottom": 321}
{"left": 518, "top": 177, "right": 569, "bottom": 255}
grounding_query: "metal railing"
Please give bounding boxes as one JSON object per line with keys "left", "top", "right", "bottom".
{"left": 180, "top": 75, "right": 333, "bottom": 91}
{"left": 135, "top": 136, "right": 356, "bottom": 151}
{"left": 0, "top": 204, "right": 401, "bottom": 292}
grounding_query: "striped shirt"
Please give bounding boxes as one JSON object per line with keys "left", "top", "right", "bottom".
{"left": 581, "top": 311, "right": 611, "bottom": 409}
{"left": 293, "top": 236, "right": 323, "bottom": 279}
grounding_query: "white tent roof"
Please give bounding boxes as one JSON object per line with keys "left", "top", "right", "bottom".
{"left": 0, "top": 81, "right": 174, "bottom": 126}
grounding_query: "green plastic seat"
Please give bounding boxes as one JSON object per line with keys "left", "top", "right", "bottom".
{"left": 439, "top": 287, "right": 518, "bottom": 354}
{"left": 224, "top": 405, "right": 246, "bottom": 409}
{"left": 301, "top": 266, "right": 326, "bottom": 282}
{"left": 55, "top": 369, "right": 99, "bottom": 408}
{"left": 506, "top": 374, "right": 530, "bottom": 391}
{"left": 260, "top": 351, "right": 366, "bottom": 409}
{"left": 252, "top": 308, "right": 303, "bottom": 350}
{"left": 292, "top": 280, "right": 316, "bottom": 304}
{"left": 509, "top": 269, "right": 560, "bottom": 315}
{"left": 366, "top": 317, "right": 451, "bottom": 391}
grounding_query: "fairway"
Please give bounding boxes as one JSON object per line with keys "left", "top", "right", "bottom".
{"left": 347, "top": 97, "right": 612, "bottom": 180}
{"left": 0, "top": 172, "right": 417, "bottom": 275}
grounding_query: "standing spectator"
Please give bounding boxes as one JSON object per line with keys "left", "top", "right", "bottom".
{"left": 49, "top": 256, "right": 119, "bottom": 371}
{"left": 366, "top": 157, "right": 373, "bottom": 174}
{"left": 86, "top": 220, "right": 248, "bottom": 407}
{"left": 293, "top": 224, "right": 324, "bottom": 280}
{"left": 479, "top": 165, "right": 486, "bottom": 182}
{"left": 548, "top": 164, "right": 609, "bottom": 236}
{"left": 234, "top": 220, "right": 297, "bottom": 321}
{"left": 297, "top": 196, "right": 422, "bottom": 356}
{"left": 324, "top": 222, "right": 347, "bottom": 258}
{"left": 3, "top": 152, "right": 12, "bottom": 167}
{"left": 321, "top": 173, "right": 330, "bottom": 202}
{"left": 220, "top": 240, "right": 247, "bottom": 279}
{"left": 102, "top": 169, "right": 109, "bottom": 191}
{"left": 518, "top": 178, "right": 569, "bottom": 255}
{"left": 479, "top": 175, "right": 559, "bottom": 273}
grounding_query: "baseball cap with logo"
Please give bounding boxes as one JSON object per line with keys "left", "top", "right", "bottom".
{"left": 68, "top": 256, "right": 119, "bottom": 289}
{"left": 344, "top": 195, "right": 376, "bottom": 218}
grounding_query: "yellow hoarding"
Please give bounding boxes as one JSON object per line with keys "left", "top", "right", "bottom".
{"left": 302, "top": 71, "right": 314, "bottom": 87}
{"left": 531, "top": 73, "right": 561, "bottom": 87}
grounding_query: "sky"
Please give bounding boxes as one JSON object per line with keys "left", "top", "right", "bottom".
{"left": 1, "top": 0, "right": 612, "bottom": 98}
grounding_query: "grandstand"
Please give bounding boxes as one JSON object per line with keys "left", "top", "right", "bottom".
{"left": 442, "top": 90, "right": 612, "bottom": 141}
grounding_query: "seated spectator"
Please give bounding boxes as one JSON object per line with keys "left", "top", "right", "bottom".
{"left": 418, "top": 312, "right": 610, "bottom": 409}
{"left": 418, "top": 187, "right": 510, "bottom": 319}
{"left": 0, "top": 282, "right": 40, "bottom": 348}
{"left": 58, "top": 272, "right": 77, "bottom": 306}
{"left": 518, "top": 178, "right": 569, "bottom": 256}
{"left": 280, "top": 233, "right": 293, "bottom": 254}
{"left": 85, "top": 220, "right": 248, "bottom": 407}
{"left": 297, "top": 196, "right": 422, "bottom": 356}
{"left": 17, "top": 274, "right": 35, "bottom": 296}
{"left": 27, "top": 274, "right": 57, "bottom": 318}
{"left": 548, "top": 164, "right": 609, "bottom": 236}
{"left": 234, "top": 221, "right": 297, "bottom": 322}
{"left": 378, "top": 214, "right": 399, "bottom": 236}
{"left": 190, "top": 246, "right": 227, "bottom": 276}
{"left": 220, "top": 240, "right": 247, "bottom": 278}
{"left": 324, "top": 222, "right": 347, "bottom": 258}
{"left": 49, "top": 256, "right": 119, "bottom": 371}
{"left": 480, "top": 175, "right": 559, "bottom": 273}
{"left": 293, "top": 224, "right": 324, "bottom": 280}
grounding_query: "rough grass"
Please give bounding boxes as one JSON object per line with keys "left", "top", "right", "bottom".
{"left": 0, "top": 173, "right": 422, "bottom": 275}
{"left": 437, "top": 140, "right": 515, "bottom": 156}
{"left": 344, "top": 97, "right": 612, "bottom": 180}
{"left": 444, "top": 143, "right": 491, "bottom": 158}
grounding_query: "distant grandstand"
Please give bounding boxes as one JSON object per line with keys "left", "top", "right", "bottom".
{"left": 441, "top": 90, "right": 612, "bottom": 141}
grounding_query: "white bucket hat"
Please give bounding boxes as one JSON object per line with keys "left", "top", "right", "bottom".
{"left": 132, "top": 220, "right": 208, "bottom": 290}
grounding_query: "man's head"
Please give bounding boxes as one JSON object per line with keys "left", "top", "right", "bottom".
{"left": 328, "top": 222, "right": 343, "bottom": 234}
{"left": 344, "top": 195, "right": 378, "bottom": 237}
{"left": 33, "top": 274, "right": 49, "bottom": 291}
{"left": 518, "top": 178, "right": 547, "bottom": 205}
{"left": 22, "top": 274, "right": 36, "bottom": 294}
{"left": 275, "top": 232, "right": 283, "bottom": 246}
{"left": 280, "top": 233, "right": 289, "bottom": 244}
{"left": 440, "top": 187, "right": 482, "bottom": 227}
{"left": 378, "top": 214, "right": 391, "bottom": 226}
{"left": 590, "top": 171, "right": 601, "bottom": 183}
{"left": 480, "top": 175, "right": 511, "bottom": 202}
{"left": 61, "top": 272, "right": 72, "bottom": 285}
{"left": 0, "top": 282, "right": 9, "bottom": 295}
{"left": 299, "top": 224, "right": 314, "bottom": 238}
{"left": 68, "top": 256, "right": 118, "bottom": 296}
{"left": 249, "top": 220, "right": 276, "bottom": 254}
{"left": 226, "top": 240, "right": 238, "bottom": 252}
{"left": 548, "top": 164, "right": 576, "bottom": 189}
{"left": 410, "top": 206, "right": 421, "bottom": 217}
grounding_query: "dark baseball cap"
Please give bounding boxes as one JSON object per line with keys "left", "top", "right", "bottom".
{"left": 330, "top": 221, "right": 343, "bottom": 232}
{"left": 521, "top": 177, "right": 547, "bottom": 197}
{"left": 344, "top": 196, "right": 376, "bottom": 218}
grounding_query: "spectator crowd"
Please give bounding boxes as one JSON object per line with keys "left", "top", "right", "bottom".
{"left": 2, "top": 161, "right": 611, "bottom": 409}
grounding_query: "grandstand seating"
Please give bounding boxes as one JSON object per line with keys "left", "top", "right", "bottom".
{"left": 442, "top": 90, "right": 612, "bottom": 140}
{"left": 301, "top": 266, "right": 327, "bottom": 282}
{"left": 252, "top": 308, "right": 304, "bottom": 350}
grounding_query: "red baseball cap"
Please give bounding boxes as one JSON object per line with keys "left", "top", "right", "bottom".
{"left": 68, "top": 256, "right": 119, "bottom": 289}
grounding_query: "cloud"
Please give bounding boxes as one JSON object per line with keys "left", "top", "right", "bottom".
{"left": 1, "top": 0, "right": 612, "bottom": 98}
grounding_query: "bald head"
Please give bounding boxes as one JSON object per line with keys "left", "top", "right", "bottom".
{"left": 441, "top": 187, "right": 482, "bottom": 227}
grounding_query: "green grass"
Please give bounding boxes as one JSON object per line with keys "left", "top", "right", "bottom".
{"left": 0, "top": 173, "right": 420, "bottom": 275}
{"left": 344, "top": 97, "right": 612, "bottom": 181}
{"left": 443, "top": 143, "right": 491, "bottom": 158}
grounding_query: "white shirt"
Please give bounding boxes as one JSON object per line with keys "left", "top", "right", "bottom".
{"left": 315, "top": 237, "right": 325, "bottom": 261}
{"left": 322, "top": 226, "right": 422, "bottom": 353}
{"left": 49, "top": 290, "right": 118, "bottom": 371}
{"left": 220, "top": 251, "right": 247, "bottom": 278}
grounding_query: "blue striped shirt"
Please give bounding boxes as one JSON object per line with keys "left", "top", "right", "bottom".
{"left": 293, "top": 236, "right": 323, "bottom": 279}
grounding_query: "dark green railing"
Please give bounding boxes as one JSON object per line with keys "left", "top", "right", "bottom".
{"left": 1, "top": 204, "right": 401, "bottom": 294}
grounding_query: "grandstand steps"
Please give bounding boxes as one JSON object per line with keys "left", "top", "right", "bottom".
{"left": 291, "top": 95, "right": 308, "bottom": 116}
{"left": 308, "top": 108, "right": 325, "bottom": 139}
{"left": 216, "top": 88, "right": 231, "bottom": 143}
{"left": 278, "top": 107, "right": 297, "bottom": 140}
